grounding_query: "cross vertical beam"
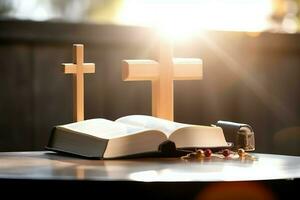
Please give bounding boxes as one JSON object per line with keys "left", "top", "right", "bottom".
{"left": 152, "top": 39, "right": 174, "bottom": 120}
{"left": 73, "top": 45, "right": 84, "bottom": 122}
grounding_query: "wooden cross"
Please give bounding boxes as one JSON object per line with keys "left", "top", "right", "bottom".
{"left": 62, "top": 44, "right": 95, "bottom": 122}
{"left": 122, "top": 39, "right": 203, "bottom": 121}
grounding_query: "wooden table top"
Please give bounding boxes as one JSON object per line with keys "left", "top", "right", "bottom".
{"left": 0, "top": 151, "right": 299, "bottom": 182}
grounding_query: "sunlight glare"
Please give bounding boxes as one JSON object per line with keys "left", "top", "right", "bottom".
{"left": 118, "top": 0, "right": 273, "bottom": 40}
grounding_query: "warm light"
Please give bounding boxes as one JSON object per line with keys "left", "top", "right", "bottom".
{"left": 127, "top": 156, "right": 294, "bottom": 182}
{"left": 118, "top": 0, "right": 273, "bottom": 40}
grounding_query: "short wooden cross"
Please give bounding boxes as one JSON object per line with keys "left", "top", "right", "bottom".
{"left": 62, "top": 44, "right": 95, "bottom": 122}
{"left": 122, "top": 40, "right": 203, "bottom": 121}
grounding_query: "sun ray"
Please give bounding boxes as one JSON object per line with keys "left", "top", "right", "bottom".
{"left": 198, "top": 33, "right": 296, "bottom": 122}
{"left": 117, "top": 0, "right": 273, "bottom": 40}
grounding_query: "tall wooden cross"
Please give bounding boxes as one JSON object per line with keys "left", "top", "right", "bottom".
{"left": 62, "top": 44, "right": 95, "bottom": 122}
{"left": 122, "top": 40, "right": 203, "bottom": 121}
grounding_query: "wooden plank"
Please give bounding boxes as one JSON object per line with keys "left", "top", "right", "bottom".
{"left": 0, "top": 44, "right": 33, "bottom": 151}
{"left": 0, "top": 20, "right": 156, "bottom": 46}
{"left": 1, "top": 20, "right": 300, "bottom": 52}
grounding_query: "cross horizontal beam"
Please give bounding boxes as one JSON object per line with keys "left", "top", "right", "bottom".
{"left": 63, "top": 63, "right": 95, "bottom": 74}
{"left": 122, "top": 58, "right": 203, "bottom": 81}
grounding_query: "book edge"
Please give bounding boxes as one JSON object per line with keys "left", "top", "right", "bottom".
{"left": 46, "top": 126, "right": 109, "bottom": 158}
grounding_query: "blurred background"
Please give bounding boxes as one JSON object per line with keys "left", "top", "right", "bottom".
{"left": 1, "top": 0, "right": 300, "bottom": 33}
{"left": 0, "top": 0, "right": 299, "bottom": 155}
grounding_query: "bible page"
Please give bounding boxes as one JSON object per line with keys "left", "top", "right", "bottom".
{"left": 57, "top": 119, "right": 145, "bottom": 139}
{"left": 116, "top": 115, "right": 191, "bottom": 137}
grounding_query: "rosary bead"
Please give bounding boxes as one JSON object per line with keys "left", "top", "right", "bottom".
{"left": 238, "top": 148, "right": 245, "bottom": 157}
{"left": 204, "top": 149, "right": 212, "bottom": 157}
{"left": 222, "top": 149, "right": 230, "bottom": 157}
{"left": 196, "top": 149, "right": 205, "bottom": 158}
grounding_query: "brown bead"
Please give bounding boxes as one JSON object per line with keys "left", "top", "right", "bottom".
{"left": 196, "top": 149, "right": 205, "bottom": 158}
{"left": 238, "top": 148, "right": 245, "bottom": 157}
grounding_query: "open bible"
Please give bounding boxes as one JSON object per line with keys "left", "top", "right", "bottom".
{"left": 46, "top": 115, "right": 231, "bottom": 159}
